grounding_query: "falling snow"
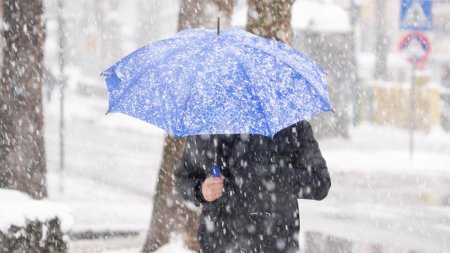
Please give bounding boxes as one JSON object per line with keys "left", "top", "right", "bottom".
{"left": 0, "top": 0, "right": 449, "bottom": 252}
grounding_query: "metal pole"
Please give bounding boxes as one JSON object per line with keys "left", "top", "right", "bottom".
{"left": 409, "top": 65, "right": 416, "bottom": 160}
{"left": 58, "top": 0, "right": 65, "bottom": 192}
{"left": 350, "top": 0, "right": 359, "bottom": 125}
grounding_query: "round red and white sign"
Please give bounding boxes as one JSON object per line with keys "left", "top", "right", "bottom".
{"left": 399, "top": 31, "right": 431, "bottom": 68}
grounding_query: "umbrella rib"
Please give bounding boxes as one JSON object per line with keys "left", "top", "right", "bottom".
{"left": 237, "top": 43, "right": 331, "bottom": 113}
{"left": 174, "top": 42, "right": 215, "bottom": 136}
{"left": 104, "top": 35, "right": 211, "bottom": 114}
{"left": 238, "top": 63, "right": 273, "bottom": 137}
{"left": 226, "top": 33, "right": 326, "bottom": 74}
{"left": 162, "top": 41, "right": 214, "bottom": 135}
{"left": 226, "top": 35, "right": 327, "bottom": 96}
{"left": 101, "top": 36, "right": 206, "bottom": 79}
{"left": 107, "top": 41, "right": 206, "bottom": 115}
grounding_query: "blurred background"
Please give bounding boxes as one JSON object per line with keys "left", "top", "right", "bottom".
{"left": 0, "top": 0, "right": 449, "bottom": 252}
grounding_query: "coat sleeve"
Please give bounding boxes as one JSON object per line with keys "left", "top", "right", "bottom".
{"left": 174, "top": 137, "right": 207, "bottom": 206}
{"left": 289, "top": 120, "right": 331, "bottom": 200}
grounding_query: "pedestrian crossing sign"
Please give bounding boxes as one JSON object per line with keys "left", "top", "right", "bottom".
{"left": 400, "top": 0, "right": 432, "bottom": 31}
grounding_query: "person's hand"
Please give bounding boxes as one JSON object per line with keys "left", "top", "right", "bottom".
{"left": 201, "top": 175, "right": 224, "bottom": 202}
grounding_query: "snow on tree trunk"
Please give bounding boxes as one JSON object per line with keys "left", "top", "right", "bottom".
{"left": 246, "top": 0, "right": 295, "bottom": 45}
{"left": 142, "top": 1, "right": 233, "bottom": 252}
{"left": 0, "top": 0, "right": 47, "bottom": 199}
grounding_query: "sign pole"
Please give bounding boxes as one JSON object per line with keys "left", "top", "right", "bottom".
{"left": 399, "top": 0, "right": 433, "bottom": 160}
{"left": 409, "top": 65, "right": 416, "bottom": 160}
{"left": 399, "top": 31, "right": 431, "bottom": 161}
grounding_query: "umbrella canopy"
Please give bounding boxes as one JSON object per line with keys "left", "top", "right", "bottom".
{"left": 102, "top": 28, "right": 332, "bottom": 137}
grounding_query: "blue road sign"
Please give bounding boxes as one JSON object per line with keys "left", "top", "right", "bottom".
{"left": 400, "top": 0, "right": 433, "bottom": 31}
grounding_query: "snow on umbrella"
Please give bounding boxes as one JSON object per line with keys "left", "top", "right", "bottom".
{"left": 101, "top": 28, "right": 332, "bottom": 138}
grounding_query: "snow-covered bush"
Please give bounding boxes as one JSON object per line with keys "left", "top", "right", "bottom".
{"left": 0, "top": 190, "right": 73, "bottom": 253}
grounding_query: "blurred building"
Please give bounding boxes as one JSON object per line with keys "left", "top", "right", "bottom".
{"left": 291, "top": 0, "right": 354, "bottom": 138}
{"left": 43, "top": 0, "right": 179, "bottom": 97}
{"left": 327, "top": 0, "right": 450, "bottom": 131}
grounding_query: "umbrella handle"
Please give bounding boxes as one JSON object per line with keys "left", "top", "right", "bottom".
{"left": 212, "top": 165, "right": 221, "bottom": 177}
{"left": 212, "top": 137, "right": 220, "bottom": 177}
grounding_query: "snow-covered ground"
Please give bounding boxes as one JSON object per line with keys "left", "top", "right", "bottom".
{"left": 47, "top": 173, "right": 152, "bottom": 233}
{"left": 69, "top": 235, "right": 194, "bottom": 253}
{"left": 43, "top": 88, "right": 450, "bottom": 252}
{"left": 323, "top": 123, "right": 450, "bottom": 174}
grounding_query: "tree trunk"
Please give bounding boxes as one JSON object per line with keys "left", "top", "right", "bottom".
{"left": 0, "top": 0, "right": 3, "bottom": 68}
{"left": 246, "top": 0, "right": 295, "bottom": 44}
{"left": 142, "top": 137, "right": 195, "bottom": 252}
{"left": 0, "top": 0, "right": 47, "bottom": 199}
{"left": 142, "top": 1, "right": 233, "bottom": 252}
{"left": 178, "top": 0, "right": 233, "bottom": 29}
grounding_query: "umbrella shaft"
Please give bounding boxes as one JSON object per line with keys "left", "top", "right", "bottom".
{"left": 217, "top": 17, "right": 220, "bottom": 35}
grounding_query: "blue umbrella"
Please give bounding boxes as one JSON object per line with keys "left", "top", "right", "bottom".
{"left": 102, "top": 28, "right": 332, "bottom": 138}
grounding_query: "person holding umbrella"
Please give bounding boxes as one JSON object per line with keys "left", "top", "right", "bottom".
{"left": 102, "top": 27, "right": 332, "bottom": 253}
{"left": 175, "top": 119, "right": 330, "bottom": 253}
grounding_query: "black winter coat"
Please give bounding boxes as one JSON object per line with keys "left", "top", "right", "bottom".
{"left": 175, "top": 120, "right": 331, "bottom": 253}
